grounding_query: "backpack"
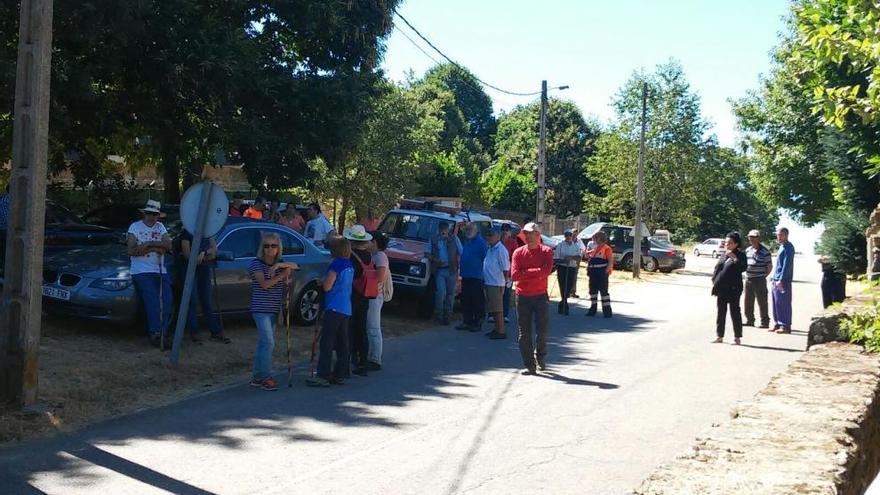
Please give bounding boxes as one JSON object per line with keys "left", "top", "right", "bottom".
{"left": 353, "top": 254, "right": 379, "bottom": 299}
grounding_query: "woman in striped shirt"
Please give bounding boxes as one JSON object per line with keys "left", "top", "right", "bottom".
{"left": 248, "top": 231, "right": 298, "bottom": 391}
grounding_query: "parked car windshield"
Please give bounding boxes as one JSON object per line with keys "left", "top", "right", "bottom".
{"left": 379, "top": 213, "right": 443, "bottom": 242}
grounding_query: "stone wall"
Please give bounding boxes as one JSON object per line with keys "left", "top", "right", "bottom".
{"left": 635, "top": 343, "right": 880, "bottom": 495}
{"left": 868, "top": 203, "right": 880, "bottom": 281}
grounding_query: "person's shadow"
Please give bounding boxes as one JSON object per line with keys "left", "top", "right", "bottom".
{"left": 540, "top": 371, "right": 619, "bottom": 389}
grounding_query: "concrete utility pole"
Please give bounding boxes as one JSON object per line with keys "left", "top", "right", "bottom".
{"left": 536, "top": 80, "right": 548, "bottom": 229}
{"left": 535, "top": 81, "right": 569, "bottom": 231}
{"left": 633, "top": 83, "right": 648, "bottom": 279}
{"left": 0, "top": 0, "right": 54, "bottom": 407}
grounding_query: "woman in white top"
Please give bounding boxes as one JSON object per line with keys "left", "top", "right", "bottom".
{"left": 366, "top": 231, "right": 391, "bottom": 370}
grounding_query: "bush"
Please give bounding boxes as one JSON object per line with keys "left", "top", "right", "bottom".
{"left": 816, "top": 209, "right": 868, "bottom": 275}
{"left": 840, "top": 288, "right": 880, "bottom": 353}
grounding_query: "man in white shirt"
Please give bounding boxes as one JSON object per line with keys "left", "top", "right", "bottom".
{"left": 127, "top": 200, "right": 173, "bottom": 348}
{"left": 554, "top": 229, "right": 582, "bottom": 315}
{"left": 483, "top": 227, "right": 511, "bottom": 339}
{"left": 304, "top": 202, "right": 336, "bottom": 247}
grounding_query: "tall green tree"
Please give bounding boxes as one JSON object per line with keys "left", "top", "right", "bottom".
{"left": 792, "top": 0, "right": 880, "bottom": 173}
{"left": 492, "top": 98, "right": 600, "bottom": 217}
{"left": 310, "top": 82, "right": 442, "bottom": 229}
{"left": 0, "top": 1, "right": 399, "bottom": 202}
{"left": 420, "top": 64, "right": 497, "bottom": 153}
{"left": 586, "top": 61, "right": 714, "bottom": 233}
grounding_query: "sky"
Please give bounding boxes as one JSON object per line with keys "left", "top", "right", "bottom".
{"left": 381, "top": 0, "right": 792, "bottom": 147}
{"left": 381, "top": 0, "right": 824, "bottom": 252}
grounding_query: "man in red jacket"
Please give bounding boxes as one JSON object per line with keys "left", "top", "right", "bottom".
{"left": 511, "top": 222, "right": 555, "bottom": 375}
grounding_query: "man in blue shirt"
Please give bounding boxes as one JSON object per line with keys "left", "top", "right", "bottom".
{"left": 483, "top": 227, "right": 511, "bottom": 339}
{"left": 427, "top": 222, "right": 463, "bottom": 325}
{"left": 456, "top": 222, "right": 488, "bottom": 332}
{"left": 771, "top": 227, "right": 795, "bottom": 333}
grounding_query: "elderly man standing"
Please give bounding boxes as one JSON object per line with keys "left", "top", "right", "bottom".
{"left": 457, "top": 222, "right": 488, "bottom": 332}
{"left": 771, "top": 227, "right": 795, "bottom": 333}
{"left": 743, "top": 229, "right": 772, "bottom": 329}
{"left": 128, "top": 200, "right": 173, "bottom": 348}
{"left": 511, "top": 222, "right": 555, "bottom": 375}
{"left": 427, "top": 222, "right": 462, "bottom": 326}
{"left": 483, "top": 227, "right": 511, "bottom": 340}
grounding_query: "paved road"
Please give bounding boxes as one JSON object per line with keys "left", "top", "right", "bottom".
{"left": 1, "top": 253, "right": 822, "bottom": 495}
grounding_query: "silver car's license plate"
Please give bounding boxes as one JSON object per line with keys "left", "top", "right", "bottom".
{"left": 42, "top": 286, "right": 71, "bottom": 301}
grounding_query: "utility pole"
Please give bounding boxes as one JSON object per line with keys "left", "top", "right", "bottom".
{"left": 536, "top": 80, "right": 548, "bottom": 230}
{"left": 0, "top": 0, "right": 54, "bottom": 407}
{"left": 633, "top": 83, "right": 648, "bottom": 279}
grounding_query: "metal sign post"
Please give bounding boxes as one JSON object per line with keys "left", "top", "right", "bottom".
{"left": 170, "top": 181, "right": 228, "bottom": 366}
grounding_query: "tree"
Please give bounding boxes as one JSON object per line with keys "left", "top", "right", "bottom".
{"left": 0, "top": 1, "right": 400, "bottom": 202}
{"left": 420, "top": 64, "right": 497, "bottom": 153}
{"left": 310, "top": 82, "right": 442, "bottom": 229}
{"left": 480, "top": 163, "right": 536, "bottom": 213}
{"left": 586, "top": 61, "right": 714, "bottom": 233}
{"left": 493, "top": 98, "right": 600, "bottom": 217}
{"left": 792, "top": 0, "right": 880, "bottom": 173}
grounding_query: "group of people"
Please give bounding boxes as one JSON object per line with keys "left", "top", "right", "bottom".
{"left": 228, "top": 196, "right": 337, "bottom": 247}
{"left": 710, "top": 228, "right": 796, "bottom": 345}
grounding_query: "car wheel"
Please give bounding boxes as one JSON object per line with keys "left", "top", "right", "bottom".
{"left": 296, "top": 283, "right": 321, "bottom": 326}
{"left": 643, "top": 257, "right": 659, "bottom": 272}
{"left": 693, "top": 248, "right": 700, "bottom": 257}
{"left": 713, "top": 250, "right": 720, "bottom": 258}
{"left": 621, "top": 254, "right": 634, "bottom": 271}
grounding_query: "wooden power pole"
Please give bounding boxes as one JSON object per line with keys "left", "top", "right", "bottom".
{"left": 633, "top": 83, "right": 648, "bottom": 279}
{"left": 0, "top": 0, "right": 54, "bottom": 407}
{"left": 536, "top": 80, "right": 548, "bottom": 229}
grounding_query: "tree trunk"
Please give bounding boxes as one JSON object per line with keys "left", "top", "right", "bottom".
{"left": 337, "top": 195, "right": 349, "bottom": 232}
{"left": 162, "top": 146, "right": 180, "bottom": 204}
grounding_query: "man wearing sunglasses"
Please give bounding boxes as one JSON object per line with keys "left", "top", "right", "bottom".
{"left": 127, "top": 199, "right": 173, "bottom": 348}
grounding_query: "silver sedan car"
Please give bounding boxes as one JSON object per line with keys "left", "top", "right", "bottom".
{"left": 40, "top": 218, "right": 330, "bottom": 328}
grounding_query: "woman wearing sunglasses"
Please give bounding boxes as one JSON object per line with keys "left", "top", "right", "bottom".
{"left": 248, "top": 231, "right": 298, "bottom": 391}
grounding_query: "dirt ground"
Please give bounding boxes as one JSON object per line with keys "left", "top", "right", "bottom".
{"left": 0, "top": 267, "right": 647, "bottom": 445}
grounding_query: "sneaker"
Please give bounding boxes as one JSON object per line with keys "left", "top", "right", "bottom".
{"left": 261, "top": 377, "right": 279, "bottom": 391}
{"left": 306, "top": 376, "right": 331, "bottom": 387}
{"left": 365, "top": 361, "right": 382, "bottom": 371}
{"left": 759, "top": 323, "right": 770, "bottom": 329}
{"left": 249, "top": 378, "right": 264, "bottom": 388}
{"left": 521, "top": 368, "right": 537, "bottom": 376}
{"left": 776, "top": 327, "right": 792, "bottom": 334}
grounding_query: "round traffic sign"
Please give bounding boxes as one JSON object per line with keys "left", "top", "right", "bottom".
{"left": 180, "top": 182, "right": 229, "bottom": 237}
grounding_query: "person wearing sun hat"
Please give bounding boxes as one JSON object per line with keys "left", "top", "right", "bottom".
{"left": 127, "top": 199, "right": 173, "bottom": 348}
{"left": 345, "top": 225, "right": 375, "bottom": 376}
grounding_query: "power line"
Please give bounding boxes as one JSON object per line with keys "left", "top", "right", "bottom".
{"left": 393, "top": 9, "right": 540, "bottom": 97}
{"left": 396, "top": 25, "right": 441, "bottom": 66}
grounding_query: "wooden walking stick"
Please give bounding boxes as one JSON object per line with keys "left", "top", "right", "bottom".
{"left": 284, "top": 280, "right": 293, "bottom": 388}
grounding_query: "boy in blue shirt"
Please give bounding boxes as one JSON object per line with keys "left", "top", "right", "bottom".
{"left": 307, "top": 235, "right": 354, "bottom": 387}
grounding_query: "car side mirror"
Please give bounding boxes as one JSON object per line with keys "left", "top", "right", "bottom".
{"left": 216, "top": 250, "right": 234, "bottom": 261}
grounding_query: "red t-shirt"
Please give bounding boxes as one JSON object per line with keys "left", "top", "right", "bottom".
{"left": 502, "top": 237, "right": 518, "bottom": 260}
{"left": 243, "top": 207, "right": 263, "bottom": 220}
{"left": 511, "top": 244, "right": 555, "bottom": 296}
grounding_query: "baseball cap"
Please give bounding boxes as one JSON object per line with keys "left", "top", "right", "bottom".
{"left": 747, "top": 229, "right": 760, "bottom": 237}
{"left": 522, "top": 222, "right": 540, "bottom": 233}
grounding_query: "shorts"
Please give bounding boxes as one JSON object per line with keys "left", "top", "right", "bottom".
{"left": 484, "top": 285, "right": 504, "bottom": 314}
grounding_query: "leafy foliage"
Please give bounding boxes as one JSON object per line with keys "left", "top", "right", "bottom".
{"left": 492, "top": 98, "right": 600, "bottom": 217}
{"left": 792, "top": 0, "right": 880, "bottom": 176}
{"left": 840, "top": 285, "right": 880, "bottom": 353}
{"left": 480, "top": 163, "right": 537, "bottom": 213}
{"left": 816, "top": 209, "right": 869, "bottom": 275}
{"left": 586, "top": 61, "right": 717, "bottom": 234}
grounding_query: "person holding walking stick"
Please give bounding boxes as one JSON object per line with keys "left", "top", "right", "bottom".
{"left": 180, "top": 229, "right": 230, "bottom": 344}
{"left": 554, "top": 229, "right": 581, "bottom": 315}
{"left": 128, "top": 200, "right": 173, "bottom": 349}
{"left": 248, "top": 231, "right": 298, "bottom": 391}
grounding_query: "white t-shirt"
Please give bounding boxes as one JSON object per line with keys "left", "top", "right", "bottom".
{"left": 128, "top": 220, "right": 168, "bottom": 275}
{"left": 305, "top": 214, "right": 334, "bottom": 246}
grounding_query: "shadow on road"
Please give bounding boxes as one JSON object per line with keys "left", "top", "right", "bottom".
{"left": 0, "top": 302, "right": 650, "bottom": 494}
{"left": 737, "top": 343, "right": 803, "bottom": 353}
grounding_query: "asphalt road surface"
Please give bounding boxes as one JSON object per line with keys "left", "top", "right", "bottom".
{"left": 1, "top": 253, "right": 823, "bottom": 495}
